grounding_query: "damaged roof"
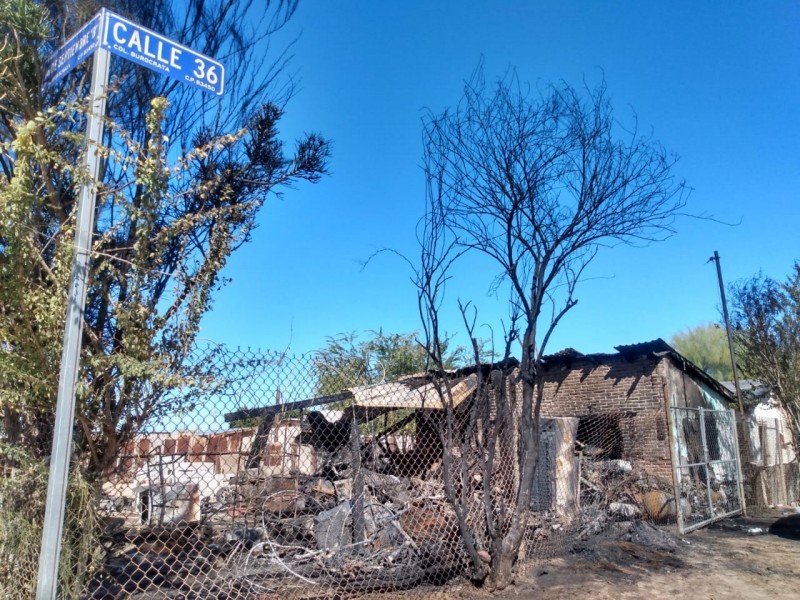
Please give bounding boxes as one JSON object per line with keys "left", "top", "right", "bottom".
{"left": 224, "top": 358, "right": 519, "bottom": 424}
{"left": 544, "top": 338, "right": 735, "bottom": 404}
{"left": 225, "top": 341, "right": 737, "bottom": 423}
{"left": 350, "top": 375, "right": 478, "bottom": 410}
{"left": 348, "top": 357, "right": 518, "bottom": 410}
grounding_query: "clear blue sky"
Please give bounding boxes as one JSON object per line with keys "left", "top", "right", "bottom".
{"left": 197, "top": 1, "right": 800, "bottom": 358}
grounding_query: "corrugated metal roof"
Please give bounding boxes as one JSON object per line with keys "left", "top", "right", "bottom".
{"left": 615, "top": 338, "right": 735, "bottom": 402}
{"left": 614, "top": 338, "right": 674, "bottom": 356}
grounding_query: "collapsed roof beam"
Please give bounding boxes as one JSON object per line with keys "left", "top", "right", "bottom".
{"left": 223, "top": 390, "right": 353, "bottom": 424}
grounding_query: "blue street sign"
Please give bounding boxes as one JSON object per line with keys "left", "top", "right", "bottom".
{"left": 42, "top": 12, "right": 102, "bottom": 91}
{"left": 100, "top": 11, "right": 225, "bottom": 96}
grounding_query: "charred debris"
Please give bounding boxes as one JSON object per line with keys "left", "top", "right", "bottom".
{"left": 91, "top": 358, "right": 695, "bottom": 598}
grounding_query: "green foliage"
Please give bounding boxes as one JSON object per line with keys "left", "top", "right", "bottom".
{"left": 670, "top": 323, "right": 734, "bottom": 381}
{"left": 0, "top": 0, "right": 49, "bottom": 115}
{"left": 229, "top": 416, "right": 262, "bottom": 429}
{"left": 313, "top": 330, "right": 465, "bottom": 395}
{"left": 0, "top": 3, "right": 329, "bottom": 482}
{"left": 730, "top": 262, "right": 800, "bottom": 432}
{"left": 0, "top": 444, "right": 101, "bottom": 600}
{"left": 0, "top": 1, "right": 328, "bottom": 595}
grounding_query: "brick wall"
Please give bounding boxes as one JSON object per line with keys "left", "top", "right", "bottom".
{"left": 535, "top": 355, "right": 673, "bottom": 481}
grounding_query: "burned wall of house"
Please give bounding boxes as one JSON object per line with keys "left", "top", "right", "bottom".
{"left": 103, "top": 421, "right": 319, "bottom": 524}
{"left": 536, "top": 355, "right": 673, "bottom": 480}
{"left": 664, "top": 362, "right": 728, "bottom": 412}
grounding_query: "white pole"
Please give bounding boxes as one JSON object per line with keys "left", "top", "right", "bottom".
{"left": 36, "top": 45, "right": 111, "bottom": 600}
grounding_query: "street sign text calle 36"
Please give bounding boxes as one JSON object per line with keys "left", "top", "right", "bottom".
{"left": 100, "top": 11, "right": 225, "bottom": 96}
{"left": 42, "top": 8, "right": 225, "bottom": 96}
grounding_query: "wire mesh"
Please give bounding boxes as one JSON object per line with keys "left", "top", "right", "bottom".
{"left": 81, "top": 343, "right": 478, "bottom": 598}
{"left": 523, "top": 411, "right": 687, "bottom": 559}
{"left": 669, "top": 407, "right": 743, "bottom": 532}
{"left": 2, "top": 342, "right": 800, "bottom": 598}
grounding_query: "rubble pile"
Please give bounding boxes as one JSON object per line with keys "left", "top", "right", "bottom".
{"left": 87, "top": 405, "right": 726, "bottom": 598}
{"left": 524, "top": 456, "right": 688, "bottom": 561}
{"left": 87, "top": 463, "right": 466, "bottom": 598}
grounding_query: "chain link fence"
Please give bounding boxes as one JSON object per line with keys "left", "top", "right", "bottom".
{"left": 2, "top": 342, "right": 800, "bottom": 598}
{"left": 84, "top": 343, "right": 482, "bottom": 598}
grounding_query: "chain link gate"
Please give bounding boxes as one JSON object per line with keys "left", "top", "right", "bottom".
{"left": 669, "top": 407, "right": 744, "bottom": 533}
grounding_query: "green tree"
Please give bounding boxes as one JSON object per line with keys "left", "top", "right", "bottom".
{"left": 1, "top": 2, "right": 328, "bottom": 594}
{"left": 0, "top": 0, "right": 329, "bottom": 481}
{"left": 314, "top": 330, "right": 465, "bottom": 395}
{"left": 730, "top": 263, "right": 800, "bottom": 434}
{"left": 670, "top": 323, "right": 734, "bottom": 381}
{"left": 418, "top": 67, "right": 686, "bottom": 589}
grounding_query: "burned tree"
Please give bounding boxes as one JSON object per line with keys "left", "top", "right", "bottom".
{"left": 417, "top": 67, "right": 687, "bottom": 589}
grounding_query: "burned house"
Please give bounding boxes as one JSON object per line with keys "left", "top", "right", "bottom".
{"left": 89, "top": 342, "right": 749, "bottom": 596}
{"left": 214, "top": 342, "right": 744, "bottom": 530}
{"left": 539, "top": 339, "right": 733, "bottom": 478}
{"left": 104, "top": 340, "right": 744, "bottom": 534}
{"left": 537, "top": 339, "right": 744, "bottom": 531}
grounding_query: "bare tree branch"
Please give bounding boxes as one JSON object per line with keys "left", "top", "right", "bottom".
{"left": 415, "top": 65, "right": 687, "bottom": 590}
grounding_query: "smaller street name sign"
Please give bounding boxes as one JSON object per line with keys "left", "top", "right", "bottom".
{"left": 100, "top": 11, "right": 225, "bottom": 96}
{"left": 42, "top": 12, "right": 102, "bottom": 91}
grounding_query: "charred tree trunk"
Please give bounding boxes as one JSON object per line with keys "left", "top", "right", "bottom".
{"left": 487, "top": 343, "right": 543, "bottom": 591}
{"left": 531, "top": 417, "right": 580, "bottom": 525}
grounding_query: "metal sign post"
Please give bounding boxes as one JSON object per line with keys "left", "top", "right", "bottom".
{"left": 36, "top": 44, "right": 111, "bottom": 600}
{"left": 35, "top": 8, "right": 224, "bottom": 598}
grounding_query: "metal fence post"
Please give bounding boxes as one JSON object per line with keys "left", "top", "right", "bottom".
{"left": 665, "top": 401, "right": 685, "bottom": 534}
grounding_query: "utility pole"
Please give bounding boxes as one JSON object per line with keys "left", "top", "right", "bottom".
{"left": 709, "top": 250, "right": 745, "bottom": 418}
{"left": 709, "top": 250, "right": 749, "bottom": 518}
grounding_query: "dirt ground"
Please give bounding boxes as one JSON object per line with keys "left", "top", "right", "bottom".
{"left": 438, "top": 509, "right": 800, "bottom": 600}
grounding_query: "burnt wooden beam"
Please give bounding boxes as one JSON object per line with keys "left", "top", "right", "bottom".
{"left": 246, "top": 408, "right": 278, "bottom": 469}
{"left": 233, "top": 391, "right": 353, "bottom": 470}
{"left": 224, "top": 390, "right": 353, "bottom": 424}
